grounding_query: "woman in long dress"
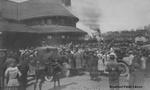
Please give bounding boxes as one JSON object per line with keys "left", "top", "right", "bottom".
{"left": 5, "top": 59, "right": 21, "bottom": 90}
{"left": 74, "top": 51, "right": 82, "bottom": 69}
{"left": 97, "top": 54, "right": 105, "bottom": 75}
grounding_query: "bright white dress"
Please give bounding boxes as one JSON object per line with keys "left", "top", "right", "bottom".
{"left": 98, "top": 59, "right": 105, "bottom": 71}
{"left": 5, "top": 67, "right": 21, "bottom": 87}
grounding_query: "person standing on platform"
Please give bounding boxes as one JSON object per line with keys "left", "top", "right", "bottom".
{"left": 5, "top": 58, "right": 21, "bottom": 90}
{"left": 97, "top": 53, "right": 105, "bottom": 76}
{"left": 106, "top": 54, "right": 121, "bottom": 90}
{"left": 129, "top": 51, "right": 146, "bottom": 90}
{"left": 74, "top": 49, "right": 82, "bottom": 74}
{"left": 89, "top": 51, "right": 99, "bottom": 80}
{"left": 18, "top": 57, "right": 29, "bottom": 90}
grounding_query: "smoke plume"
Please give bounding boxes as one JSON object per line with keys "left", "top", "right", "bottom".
{"left": 71, "top": 0, "right": 150, "bottom": 33}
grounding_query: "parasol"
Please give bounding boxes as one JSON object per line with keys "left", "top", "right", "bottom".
{"left": 141, "top": 44, "right": 150, "bottom": 49}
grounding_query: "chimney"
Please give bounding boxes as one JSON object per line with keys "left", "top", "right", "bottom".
{"left": 62, "top": 0, "right": 71, "bottom": 7}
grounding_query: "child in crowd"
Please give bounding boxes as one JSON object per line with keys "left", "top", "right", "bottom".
{"left": 5, "top": 58, "right": 22, "bottom": 90}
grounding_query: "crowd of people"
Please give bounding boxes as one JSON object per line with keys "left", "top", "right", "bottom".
{"left": 0, "top": 41, "right": 149, "bottom": 90}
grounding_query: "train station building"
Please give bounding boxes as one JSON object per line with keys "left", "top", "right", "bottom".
{"left": 0, "top": 0, "right": 87, "bottom": 49}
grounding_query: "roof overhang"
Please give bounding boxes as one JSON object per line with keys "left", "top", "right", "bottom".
{"left": 0, "top": 23, "right": 87, "bottom": 34}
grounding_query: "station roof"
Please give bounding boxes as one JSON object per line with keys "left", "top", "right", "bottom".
{"left": 2, "top": 0, "right": 77, "bottom": 20}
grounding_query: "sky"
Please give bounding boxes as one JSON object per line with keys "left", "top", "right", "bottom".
{"left": 70, "top": 0, "right": 150, "bottom": 33}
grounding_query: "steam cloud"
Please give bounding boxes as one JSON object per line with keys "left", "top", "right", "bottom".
{"left": 71, "top": 0, "right": 150, "bottom": 33}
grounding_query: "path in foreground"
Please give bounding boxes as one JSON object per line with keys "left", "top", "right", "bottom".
{"left": 27, "top": 74, "right": 150, "bottom": 90}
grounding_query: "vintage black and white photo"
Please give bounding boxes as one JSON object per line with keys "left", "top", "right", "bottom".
{"left": 0, "top": 0, "right": 150, "bottom": 90}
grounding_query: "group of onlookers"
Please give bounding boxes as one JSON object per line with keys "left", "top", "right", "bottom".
{"left": 104, "top": 47, "right": 148, "bottom": 90}
{"left": 1, "top": 42, "right": 150, "bottom": 90}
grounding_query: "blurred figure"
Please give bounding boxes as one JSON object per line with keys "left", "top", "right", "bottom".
{"left": 5, "top": 58, "right": 21, "bottom": 90}
{"left": 74, "top": 49, "right": 83, "bottom": 74}
{"left": 63, "top": 61, "right": 71, "bottom": 77}
{"left": 51, "top": 59, "right": 62, "bottom": 88}
{"left": 17, "top": 58, "right": 29, "bottom": 90}
{"left": 128, "top": 51, "right": 134, "bottom": 65}
{"left": 106, "top": 54, "right": 121, "bottom": 90}
{"left": 97, "top": 53, "right": 105, "bottom": 76}
{"left": 89, "top": 51, "right": 99, "bottom": 80}
{"left": 129, "top": 51, "right": 146, "bottom": 90}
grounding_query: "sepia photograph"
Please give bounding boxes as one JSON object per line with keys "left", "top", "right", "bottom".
{"left": 0, "top": 0, "right": 150, "bottom": 90}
